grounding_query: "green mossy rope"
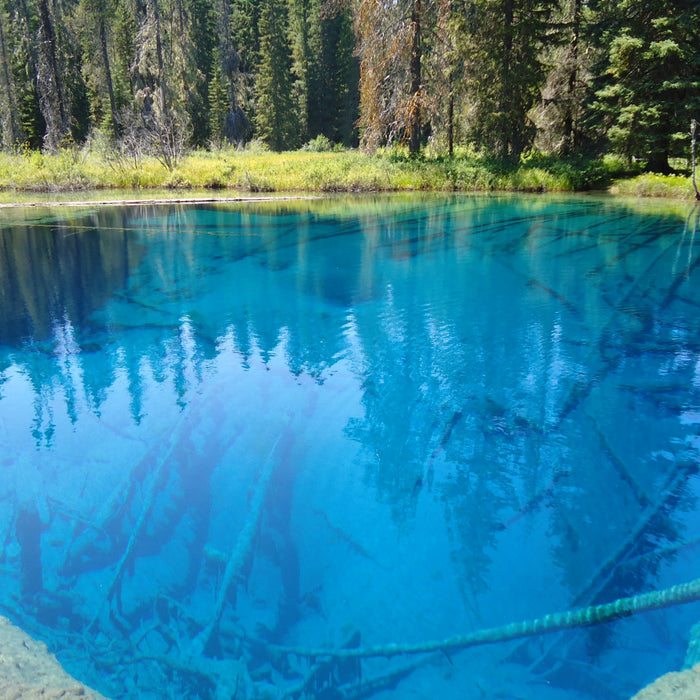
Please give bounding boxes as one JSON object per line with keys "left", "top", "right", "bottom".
{"left": 271, "top": 576, "right": 700, "bottom": 660}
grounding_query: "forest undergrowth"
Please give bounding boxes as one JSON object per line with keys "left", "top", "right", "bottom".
{"left": 0, "top": 145, "right": 694, "bottom": 199}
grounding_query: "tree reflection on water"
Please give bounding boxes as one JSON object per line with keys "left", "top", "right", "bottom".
{"left": 0, "top": 196, "right": 699, "bottom": 699}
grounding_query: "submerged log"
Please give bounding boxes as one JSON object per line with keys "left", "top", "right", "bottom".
{"left": 283, "top": 631, "right": 362, "bottom": 699}
{"left": 86, "top": 392, "right": 211, "bottom": 630}
{"left": 190, "top": 420, "right": 293, "bottom": 657}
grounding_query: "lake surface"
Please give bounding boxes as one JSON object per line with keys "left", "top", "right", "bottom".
{"left": 1, "top": 194, "right": 700, "bottom": 699}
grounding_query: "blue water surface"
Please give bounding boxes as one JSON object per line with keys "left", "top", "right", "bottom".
{"left": 1, "top": 194, "right": 700, "bottom": 699}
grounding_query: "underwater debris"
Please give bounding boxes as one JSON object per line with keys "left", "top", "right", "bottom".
{"left": 424, "top": 410, "right": 463, "bottom": 491}
{"left": 684, "top": 622, "right": 700, "bottom": 670}
{"left": 312, "top": 508, "right": 387, "bottom": 570}
{"left": 15, "top": 505, "right": 46, "bottom": 597}
{"left": 190, "top": 423, "right": 292, "bottom": 657}
{"left": 283, "top": 631, "right": 362, "bottom": 699}
{"left": 267, "top": 575, "right": 700, "bottom": 660}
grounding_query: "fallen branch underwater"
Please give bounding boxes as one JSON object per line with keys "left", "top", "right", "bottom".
{"left": 270, "top": 575, "right": 700, "bottom": 660}
{"left": 189, "top": 421, "right": 292, "bottom": 657}
{"left": 86, "top": 389, "right": 212, "bottom": 631}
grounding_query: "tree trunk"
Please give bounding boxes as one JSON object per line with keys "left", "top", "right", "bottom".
{"left": 645, "top": 151, "right": 670, "bottom": 174}
{"left": 563, "top": 0, "right": 580, "bottom": 153}
{"left": 0, "top": 6, "right": 20, "bottom": 147}
{"left": 217, "top": 0, "right": 237, "bottom": 111}
{"left": 99, "top": 15, "right": 119, "bottom": 140}
{"left": 36, "top": 0, "right": 69, "bottom": 150}
{"left": 152, "top": 0, "right": 167, "bottom": 117}
{"left": 408, "top": 0, "right": 421, "bottom": 155}
{"left": 498, "top": 0, "right": 514, "bottom": 159}
{"left": 692, "top": 119, "right": 700, "bottom": 200}
{"left": 448, "top": 92, "right": 454, "bottom": 157}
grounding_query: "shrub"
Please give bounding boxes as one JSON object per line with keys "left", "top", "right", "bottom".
{"left": 302, "top": 135, "right": 334, "bottom": 152}
{"left": 244, "top": 139, "right": 270, "bottom": 153}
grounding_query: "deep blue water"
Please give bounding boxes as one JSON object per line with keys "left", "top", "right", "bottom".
{"left": 1, "top": 194, "right": 700, "bottom": 699}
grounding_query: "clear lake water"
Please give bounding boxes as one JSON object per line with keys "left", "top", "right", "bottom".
{"left": 1, "top": 194, "right": 700, "bottom": 699}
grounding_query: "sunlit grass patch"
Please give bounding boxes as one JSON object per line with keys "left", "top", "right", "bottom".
{"left": 610, "top": 173, "right": 696, "bottom": 199}
{"left": 0, "top": 147, "right": 693, "bottom": 199}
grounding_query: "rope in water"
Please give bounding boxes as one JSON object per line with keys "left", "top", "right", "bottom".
{"left": 270, "top": 576, "right": 700, "bottom": 660}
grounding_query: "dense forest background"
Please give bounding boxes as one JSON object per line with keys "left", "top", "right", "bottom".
{"left": 0, "top": 0, "right": 698, "bottom": 171}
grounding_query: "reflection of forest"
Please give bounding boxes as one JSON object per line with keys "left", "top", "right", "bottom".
{"left": 0, "top": 197, "right": 700, "bottom": 699}
{"left": 0, "top": 207, "right": 143, "bottom": 347}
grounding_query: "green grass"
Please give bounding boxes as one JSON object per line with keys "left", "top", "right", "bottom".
{"left": 0, "top": 145, "right": 695, "bottom": 199}
{"left": 610, "top": 172, "right": 696, "bottom": 199}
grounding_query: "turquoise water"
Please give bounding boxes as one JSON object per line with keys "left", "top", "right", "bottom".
{"left": 1, "top": 195, "right": 700, "bottom": 698}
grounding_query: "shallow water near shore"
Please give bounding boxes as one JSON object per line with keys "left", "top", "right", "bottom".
{"left": 1, "top": 194, "right": 700, "bottom": 699}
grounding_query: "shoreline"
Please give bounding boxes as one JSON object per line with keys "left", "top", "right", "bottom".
{"left": 0, "top": 194, "right": 321, "bottom": 209}
{"left": 0, "top": 615, "right": 107, "bottom": 699}
{"left": 632, "top": 663, "right": 700, "bottom": 699}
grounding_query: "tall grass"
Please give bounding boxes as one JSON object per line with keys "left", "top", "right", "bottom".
{"left": 0, "top": 145, "right": 692, "bottom": 198}
{"left": 609, "top": 173, "right": 694, "bottom": 199}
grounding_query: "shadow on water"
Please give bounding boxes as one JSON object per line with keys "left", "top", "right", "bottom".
{"left": 1, "top": 195, "right": 700, "bottom": 698}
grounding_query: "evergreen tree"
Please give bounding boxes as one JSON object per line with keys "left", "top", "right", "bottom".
{"left": 422, "top": 0, "right": 459, "bottom": 154}
{"left": 254, "top": 0, "right": 298, "bottom": 150}
{"left": 313, "top": 7, "right": 359, "bottom": 145}
{"left": 210, "top": 0, "right": 250, "bottom": 146}
{"left": 112, "top": 0, "right": 137, "bottom": 106}
{"left": 454, "top": 0, "right": 558, "bottom": 159}
{"left": 287, "top": 0, "right": 314, "bottom": 142}
{"left": 592, "top": 0, "right": 700, "bottom": 172}
{"left": 0, "top": 0, "right": 22, "bottom": 147}
{"left": 535, "top": 0, "right": 595, "bottom": 154}
{"left": 73, "top": 0, "right": 119, "bottom": 138}
{"left": 208, "top": 46, "right": 229, "bottom": 145}
{"left": 184, "top": 0, "right": 215, "bottom": 145}
{"left": 229, "top": 0, "right": 259, "bottom": 135}
{"left": 35, "top": 0, "right": 72, "bottom": 149}
{"left": 11, "top": 8, "right": 45, "bottom": 151}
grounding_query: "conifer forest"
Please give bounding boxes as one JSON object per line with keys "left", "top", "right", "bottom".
{"left": 0, "top": 0, "right": 698, "bottom": 169}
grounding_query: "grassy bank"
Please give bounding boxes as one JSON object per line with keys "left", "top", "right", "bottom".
{"left": 0, "top": 146, "right": 696, "bottom": 198}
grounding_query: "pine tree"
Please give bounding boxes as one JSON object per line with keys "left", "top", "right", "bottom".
{"left": 313, "top": 7, "right": 359, "bottom": 145}
{"left": 0, "top": 0, "right": 22, "bottom": 147}
{"left": 112, "top": 0, "right": 137, "bottom": 106}
{"left": 254, "top": 0, "right": 298, "bottom": 150}
{"left": 184, "top": 0, "right": 215, "bottom": 145}
{"left": 592, "top": 0, "right": 700, "bottom": 172}
{"left": 11, "top": 4, "right": 45, "bottom": 150}
{"left": 453, "top": 0, "right": 558, "bottom": 159}
{"left": 73, "top": 0, "right": 119, "bottom": 138}
{"left": 208, "top": 46, "right": 229, "bottom": 145}
{"left": 229, "top": 0, "right": 259, "bottom": 135}
{"left": 287, "top": 0, "right": 316, "bottom": 142}
{"left": 534, "top": 0, "right": 594, "bottom": 154}
{"left": 209, "top": 0, "right": 251, "bottom": 146}
{"left": 35, "top": 0, "right": 72, "bottom": 149}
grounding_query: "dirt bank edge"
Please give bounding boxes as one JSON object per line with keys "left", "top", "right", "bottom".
{"left": 0, "top": 615, "right": 108, "bottom": 699}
